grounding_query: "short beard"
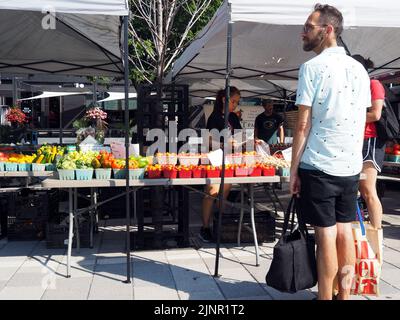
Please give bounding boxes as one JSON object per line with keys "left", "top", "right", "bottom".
{"left": 303, "top": 31, "right": 324, "bottom": 52}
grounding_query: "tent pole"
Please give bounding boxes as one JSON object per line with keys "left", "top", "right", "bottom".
{"left": 59, "top": 96, "right": 63, "bottom": 145}
{"left": 123, "top": 14, "right": 132, "bottom": 284}
{"left": 214, "top": 1, "right": 233, "bottom": 278}
{"left": 93, "top": 79, "right": 97, "bottom": 103}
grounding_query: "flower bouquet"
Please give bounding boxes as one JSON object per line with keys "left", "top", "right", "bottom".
{"left": 6, "top": 107, "right": 27, "bottom": 127}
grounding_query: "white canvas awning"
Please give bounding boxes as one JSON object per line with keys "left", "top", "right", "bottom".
{"left": 169, "top": 0, "right": 400, "bottom": 90}
{"left": 0, "top": 0, "right": 129, "bottom": 76}
{"left": 17, "top": 91, "right": 91, "bottom": 101}
{"left": 97, "top": 92, "right": 137, "bottom": 103}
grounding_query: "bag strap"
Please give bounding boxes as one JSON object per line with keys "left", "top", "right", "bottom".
{"left": 282, "top": 196, "right": 296, "bottom": 236}
{"left": 356, "top": 201, "right": 366, "bottom": 236}
{"left": 293, "top": 197, "right": 311, "bottom": 237}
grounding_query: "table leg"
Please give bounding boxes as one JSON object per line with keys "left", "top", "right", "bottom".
{"left": 249, "top": 184, "right": 260, "bottom": 266}
{"left": 237, "top": 185, "right": 244, "bottom": 246}
{"left": 73, "top": 188, "right": 80, "bottom": 253}
{"left": 94, "top": 188, "right": 99, "bottom": 233}
{"left": 90, "top": 188, "right": 94, "bottom": 248}
{"left": 67, "top": 188, "right": 73, "bottom": 278}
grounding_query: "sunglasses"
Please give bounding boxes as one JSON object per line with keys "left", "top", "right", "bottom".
{"left": 303, "top": 23, "right": 328, "bottom": 33}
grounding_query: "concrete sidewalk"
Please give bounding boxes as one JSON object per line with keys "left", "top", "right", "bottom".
{"left": 0, "top": 187, "right": 399, "bottom": 300}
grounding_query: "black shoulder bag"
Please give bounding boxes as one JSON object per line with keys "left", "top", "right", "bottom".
{"left": 376, "top": 98, "right": 400, "bottom": 142}
{"left": 266, "top": 196, "right": 317, "bottom": 293}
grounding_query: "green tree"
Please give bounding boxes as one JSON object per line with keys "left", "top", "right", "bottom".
{"left": 129, "top": 0, "right": 223, "bottom": 85}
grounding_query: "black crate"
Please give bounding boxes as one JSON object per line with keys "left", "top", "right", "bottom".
{"left": 46, "top": 219, "right": 90, "bottom": 249}
{"left": 213, "top": 210, "right": 276, "bottom": 243}
{"left": 7, "top": 217, "right": 46, "bottom": 241}
{"left": 8, "top": 189, "right": 59, "bottom": 221}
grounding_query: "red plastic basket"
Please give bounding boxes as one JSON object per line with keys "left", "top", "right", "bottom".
{"left": 206, "top": 169, "right": 220, "bottom": 178}
{"left": 192, "top": 168, "right": 203, "bottom": 178}
{"left": 163, "top": 169, "right": 178, "bottom": 179}
{"left": 148, "top": 170, "right": 162, "bottom": 179}
{"left": 222, "top": 168, "right": 234, "bottom": 177}
{"left": 262, "top": 167, "right": 276, "bottom": 176}
{"left": 249, "top": 167, "right": 262, "bottom": 177}
{"left": 235, "top": 167, "right": 249, "bottom": 177}
{"left": 178, "top": 170, "right": 192, "bottom": 178}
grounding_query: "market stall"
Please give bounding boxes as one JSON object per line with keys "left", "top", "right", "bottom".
{"left": 0, "top": 0, "right": 132, "bottom": 281}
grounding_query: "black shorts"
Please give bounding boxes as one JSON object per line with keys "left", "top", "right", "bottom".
{"left": 298, "top": 168, "right": 360, "bottom": 228}
{"left": 362, "top": 137, "right": 386, "bottom": 172}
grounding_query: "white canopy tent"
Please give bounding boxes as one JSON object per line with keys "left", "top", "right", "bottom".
{"left": 169, "top": 0, "right": 400, "bottom": 91}
{"left": 0, "top": 0, "right": 128, "bottom": 76}
{"left": 98, "top": 92, "right": 137, "bottom": 103}
{"left": 0, "top": 0, "right": 133, "bottom": 283}
{"left": 17, "top": 91, "right": 91, "bottom": 101}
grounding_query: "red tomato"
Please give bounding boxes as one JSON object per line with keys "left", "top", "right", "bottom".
{"left": 393, "top": 144, "right": 400, "bottom": 151}
{"left": 393, "top": 150, "right": 400, "bottom": 156}
{"left": 385, "top": 147, "right": 394, "bottom": 154}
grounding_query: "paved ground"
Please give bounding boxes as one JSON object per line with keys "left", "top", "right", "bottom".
{"left": 0, "top": 183, "right": 399, "bottom": 300}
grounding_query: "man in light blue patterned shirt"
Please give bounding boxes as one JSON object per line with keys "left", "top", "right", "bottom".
{"left": 290, "top": 4, "right": 370, "bottom": 300}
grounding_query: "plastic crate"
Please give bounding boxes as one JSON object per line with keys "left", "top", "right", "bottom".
{"left": 58, "top": 169, "right": 75, "bottom": 180}
{"left": 386, "top": 155, "right": 400, "bottom": 163}
{"left": 129, "top": 168, "right": 145, "bottom": 180}
{"left": 7, "top": 217, "right": 46, "bottom": 241}
{"left": 222, "top": 168, "right": 234, "bottom": 178}
{"left": 95, "top": 168, "right": 112, "bottom": 180}
{"left": 147, "top": 170, "right": 162, "bottom": 179}
{"left": 8, "top": 190, "right": 57, "bottom": 221}
{"left": 162, "top": 168, "right": 178, "bottom": 179}
{"left": 206, "top": 169, "right": 220, "bottom": 178}
{"left": 235, "top": 167, "right": 249, "bottom": 177}
{"left": 32, "top": 163, "right": 46, "bottom": 171}
{"left": 5, "top": 163, "right": 18, "bottom": 171}
{"left": 178, "top": 170, "right": 192, "bottom": 179}
{"left": 113, "top": 168, "right": 126, "bottom": 179}
{"left": 75, "top": 169, "right": 94, "bottom": 180}
{"left": 18, "top": 163, "right": 32, "bottom": 171}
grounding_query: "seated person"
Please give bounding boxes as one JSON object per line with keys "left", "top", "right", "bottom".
{"left": 199, "top": 86, "right": 241, "bottom": 242}
{"left": 254, "top": 99, "right": 284, "bottom": 144}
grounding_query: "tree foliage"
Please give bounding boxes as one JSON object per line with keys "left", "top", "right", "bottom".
{"left": 129, "top": 0, "right": 223, "bottom": 85}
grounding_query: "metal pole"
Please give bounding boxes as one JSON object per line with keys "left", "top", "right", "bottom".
{"left": 93, "top": 79, "right": 97, "bottom": 103}
{"left": 59, "top": 96, "right": 63, "bottom": 145}
{"left": 123, "top": 15, "right": 131, "bottom": 284}
{"left": 214, "top": 2, "right": 233, "bottom": 278}
{"left": 67, "top": 188, "right": 73, "bottom": 278}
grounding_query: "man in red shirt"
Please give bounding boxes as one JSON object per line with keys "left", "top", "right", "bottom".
{"left": 352, "top": 55, "right": 386, "bottom": 230}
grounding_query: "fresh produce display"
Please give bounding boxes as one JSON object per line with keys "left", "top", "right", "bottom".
{"left": 385, "top": 144, "right": 400, "bottom": 162}
{"left": 32, "top": 145, "right": 66, "bottom": 164}
{"left": 57, "top": 151, "right": 98, "bottom": 170}
{"left": 2, "top": 153, "right": 36, "bottom": 164}
{"left": 156, "top": 152, "right": 178, "bottom": 165}
{"left": 261, "top": 155, "right": 290, "bottom": 169}
{"left": 0, "top": 146, "right": 287, "bottom": 179}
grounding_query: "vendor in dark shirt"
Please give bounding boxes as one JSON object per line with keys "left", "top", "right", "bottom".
{"left": 200, "top": 86, "right": 241, "bottom": 243}
{"left": 206, "top": 103, "right": 242, "bottom": 133}
{"left": 254, "top": 99, "right": 284, "bottom": 144}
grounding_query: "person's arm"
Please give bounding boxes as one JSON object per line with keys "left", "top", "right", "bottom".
{"left": 254, "top": 116, "right": 263, "bottom": 144}
{"left": 290, "top": 105, "right": 312, "bottom": 194}
{"left": 366, "top": 100, "right": 384, "bottom": 123}
{"left": 366, "top": 80, "right": 385, "bottom": 123}
{"left": 278, "top": 125, "right": 285, "bottom": 144}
